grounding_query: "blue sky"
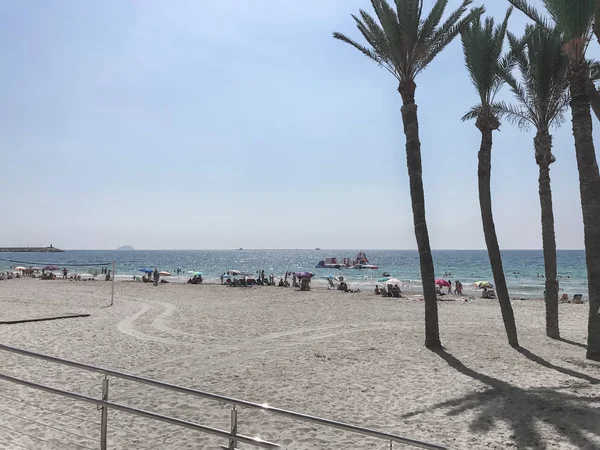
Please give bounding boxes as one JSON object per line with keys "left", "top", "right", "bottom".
{"left": 1, "top": 0, "right": 598, "bottom": 250}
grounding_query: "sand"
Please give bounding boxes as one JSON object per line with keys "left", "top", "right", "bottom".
{"left": 0, "top": 278, "right": 598, "bottom": 449}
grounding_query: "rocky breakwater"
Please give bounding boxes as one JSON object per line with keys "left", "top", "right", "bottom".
{"left": 0, "top": 246, "right": 64, "bottom": 253}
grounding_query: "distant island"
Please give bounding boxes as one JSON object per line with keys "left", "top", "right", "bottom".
{"left": 0, "top": 245, "right": 64, "bottom": 253}
{"left": 117, "top": 245, "right": 135, "bottom": 251}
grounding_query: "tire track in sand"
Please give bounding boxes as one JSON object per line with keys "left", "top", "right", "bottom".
{"left": 117, "top": 300, "right": 196, "bottom": 346}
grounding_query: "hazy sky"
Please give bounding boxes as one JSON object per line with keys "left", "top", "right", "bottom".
{"left": 2, "top": 0, "right": 598, "bottom": 250}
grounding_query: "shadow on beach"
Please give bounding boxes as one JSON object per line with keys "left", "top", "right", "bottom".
{"left": 402, "top": 348, "right": 600, "bottom": 449}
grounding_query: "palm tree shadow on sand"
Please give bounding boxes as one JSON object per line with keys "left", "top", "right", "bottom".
{"left": 402, "top": 349, "right": 600, "bottom": 449}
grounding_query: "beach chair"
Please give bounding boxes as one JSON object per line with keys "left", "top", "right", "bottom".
{"left": 573, "top": 294, "right": 583, "bottom": 304}
{"left": 487, "top": 289, "right": 496, "bottom": 299}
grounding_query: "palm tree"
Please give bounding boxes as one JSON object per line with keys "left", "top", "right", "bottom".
{"left": 333, "top": 0, "right": 483, "bottom": 349}
{"left": 509, "top": 0, "right": 600, "bottom": 360}
{"left": 499, "top": 25, "right": 570, "bottom": 339}
{"left": 461, "top": 8, "right": 519, "bottom": 347}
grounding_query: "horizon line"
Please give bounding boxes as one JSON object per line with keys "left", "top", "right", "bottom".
{"left": 51, "top": 248, "right": 586, "bottom": 252}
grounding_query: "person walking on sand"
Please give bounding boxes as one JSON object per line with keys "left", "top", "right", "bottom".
{"left": 447, "top": 280, "right": 452, "bottom": 295}
{"left": 455, "top": 280, "right": 462, "bottom": 295}
{"left": 153, "top": 268, "right": 159, "bottom": 286}
{"left": 62, "top": 268, "right": 68, "bottom": 279}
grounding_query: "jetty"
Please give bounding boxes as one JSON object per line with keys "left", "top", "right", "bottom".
{"left": 0, "top": 246, "right": 64, "bottom": 253}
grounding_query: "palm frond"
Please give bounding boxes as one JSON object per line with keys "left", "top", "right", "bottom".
{"left": 461, "top": 8, "right": 512, "bottom": 108}
{"left": 421, "top": 5, "right": 485, "bottom": 70}
{"left": 332, "top": 31, "right": 399, "bottom": 80}
{"left": 507, "top": 0, "right": 551, "bottom": 28}
{"left": 418, "top": 0, "right": 448, "bottom": 43}
{"left": 499, "top": 24, "right": 570, "bottom": 134}
{"left": 461, "top": 104, "right": 483, "bottom": 122}
{"left": 495, "top": 101, "right": 533, "bottom": 130}
{"left": 334, "top": 0, "right": 478, "bottom": 84}
{"left": 542, "top": 0, "right": 595, "bottom": 41}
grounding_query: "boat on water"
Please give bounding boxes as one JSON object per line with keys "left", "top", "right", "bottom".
{"left": 315, "top": 252, "right": 378, "bottom": 269}
{"left": 347, "top": 252, "right": 378, "bottom": 269}
{"left": 315, "top": 257, "right": 344, "bottom": 269}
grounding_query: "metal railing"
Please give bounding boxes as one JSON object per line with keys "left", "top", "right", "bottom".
{"left": 0, "top": 343, "right": 446, "bottom": 450}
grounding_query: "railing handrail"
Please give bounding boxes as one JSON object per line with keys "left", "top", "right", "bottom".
{"left": 0, "top": 371, "right": 278, "bottom": 448}
{"left": 0, "top": 343, "right": 446, "bottom": 450}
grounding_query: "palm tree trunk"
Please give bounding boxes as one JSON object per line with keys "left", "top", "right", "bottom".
{"left": 535, "top": 131, "right": 559, "bottom": 339}
{"left": 584, "top": 79, "right": 600, "bottom": 122}
{"left": 568, "top": 64, "right": 600, "bottom": 361}
{"left": 398, "top": 80, "right": 441, "bottom": 349}
{"left": 476, "top": 116, "right": 519, "bottom": 347}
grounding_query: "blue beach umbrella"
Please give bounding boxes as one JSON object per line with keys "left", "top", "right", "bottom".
{"left": 377, "top": 277, "right": 391, "bottom": 283}
{"left": 192, "top": 272, "right": 203, "bottom": 276}
{"left": 138, "top": 268, "right": 153, "bottom": 273}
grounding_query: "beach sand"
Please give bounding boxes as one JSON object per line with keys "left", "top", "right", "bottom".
{"left": 0, "top": 278, "right": 598, "bottom": 449}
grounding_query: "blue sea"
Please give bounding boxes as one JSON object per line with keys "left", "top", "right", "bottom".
{"left": 0, "top": 249, "right": 588, "bottom": 299}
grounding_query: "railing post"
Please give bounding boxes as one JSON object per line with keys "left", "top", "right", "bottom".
{"left": 229, "top": 404, "right": 238, "bottom": 449}
{"left": 100, "top": 375, "right": 109, "bottom": 450}
{"left": 110, "top": 260, "right": 115, "bottom": 307}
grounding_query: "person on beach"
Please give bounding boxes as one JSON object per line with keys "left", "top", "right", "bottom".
{"left": 374, "top": 285, "right": 381, "bottom": 295}
{"left": 220, "top": 273, "right": 224, "bottom": 284}
{"left": 455, "top": 280, "right": 463, "bottom": 295}
{"left": 62, "top": 268, "right": 68, "bottom": 279}
{"left": 447, "top": 280, "right": 452, "bottom": 294}
{"left": 153, "top": 268, "right": 159, "bottom": 286}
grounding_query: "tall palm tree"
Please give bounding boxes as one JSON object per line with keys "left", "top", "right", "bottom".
{"left": 509, "top": 0, "right": 600, "bottom": 360}
{"left": 333, "top": 0, "right": 483, "bottom": 349}
{"left": 499, "top": 25, "right": 570, "bottom": 339}
{"left": 461, "top": 8, "right": 519, "bottom": 347}
{"left": 595, "top": 1, "right": 600, "bottom": 44}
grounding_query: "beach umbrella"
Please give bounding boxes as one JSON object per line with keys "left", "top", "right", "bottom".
{"left": 192, "top": 271, "right": 203, "bottom": 276}
{"left": 159, "top": 271, "right": 171, "bottom": 277}
{"left": 324, "top": 275, "right": 335, "bottom": 279}
{"left": 44, "top": 265, "right": 59, "bottom": 271}
{"left": 377, "top": 276, "right": 391, "bottom": 283}
{"left": 138, "top": 268, "right": 153, "bottom": 273}
{"left": 14, "top": 266, "right": 26, "bottom": 271}
{"left": 228, "top": 270, "right": 241, "bottom": 275}
{"left": 435, "top": 279, "right": 451, "bottom": 287}
{"left": 221, "top": 274, "right": 231, "bottom": 278}
{"left": 475, "top": 281, "right": 493, "bottom": 289}
{"left": 294, "top": 272, "right": 313, "bottom": 278}
{"left": 385, "top": 278, "right": 401, "bottom": 285}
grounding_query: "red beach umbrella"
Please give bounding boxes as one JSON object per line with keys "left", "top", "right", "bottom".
{"left": 435, "top": 279, "right": 451, "bottom": 287}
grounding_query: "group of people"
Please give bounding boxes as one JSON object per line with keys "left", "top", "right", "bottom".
{"left": 140, "top": 269, "right": 162, "bottom": 285}
{"left": 375, "top": 284, "right": 401, "bottom": 297}
{"left": 437, "top": 280, "right": 464, "bottom": 295}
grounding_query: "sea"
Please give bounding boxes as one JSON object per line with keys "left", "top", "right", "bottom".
{"left": 0, "top": 249, "right": 589, "bottom": 299}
